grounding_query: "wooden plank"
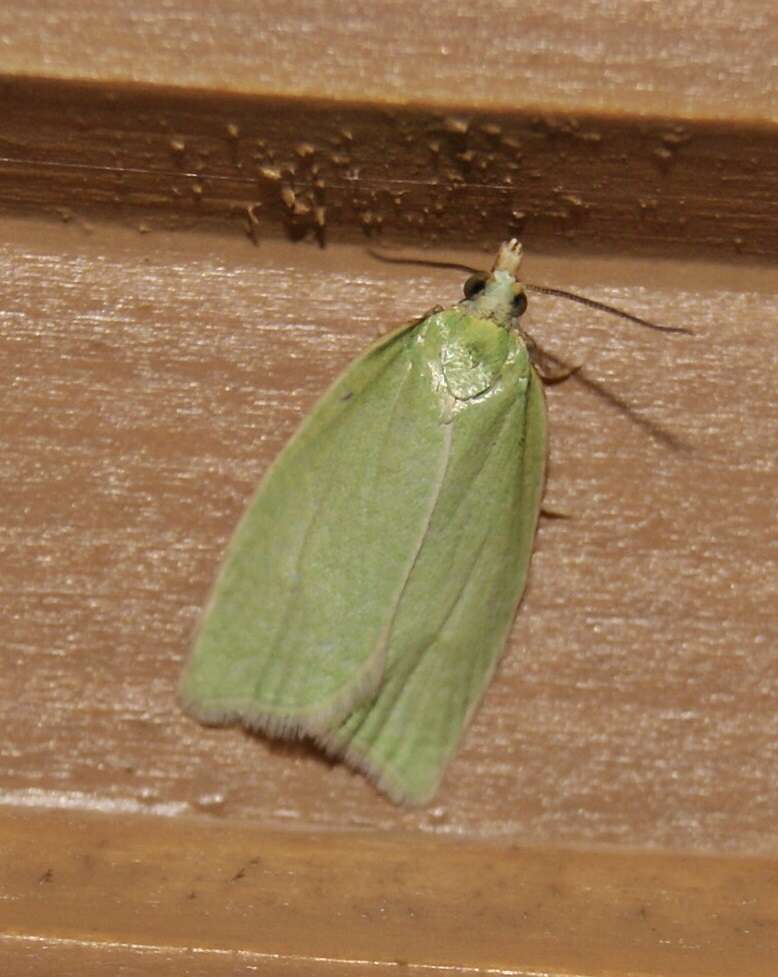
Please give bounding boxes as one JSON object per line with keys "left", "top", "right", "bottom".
{"left": 1, "top": 1, "right": 777, "bottom": 971}
{"left": 2, "top": 807, "right": 778, "bottom": 976}
{"left": 0, "top": 0, "right": 775, "bottom": 124}
{"left": 1, "top": 218, "right": 775, "bottom": 850}
{"left": 0, "top": 75, "right": 776, "bottom": 257}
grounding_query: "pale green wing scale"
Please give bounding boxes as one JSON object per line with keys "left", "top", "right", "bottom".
{"left": 179, "top": 240, "right": 546, "bottom": 804}
{"left": 322, "top": 320, "right": 545, "bottom": 803}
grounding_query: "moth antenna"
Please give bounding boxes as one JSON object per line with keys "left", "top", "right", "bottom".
{"left": 366, "top": 248, "right": 481, "bottom": 275}
{"left": 525, "top": 283, "right": 692, "bottom": 336}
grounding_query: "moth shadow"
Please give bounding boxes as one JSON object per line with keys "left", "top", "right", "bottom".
{"left": 241, "top": 727, "right": 338, "bottom": 770}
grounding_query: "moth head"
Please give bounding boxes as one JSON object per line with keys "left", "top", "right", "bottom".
{"left": 461, "top": 239, "right": 528, "bottom": 325}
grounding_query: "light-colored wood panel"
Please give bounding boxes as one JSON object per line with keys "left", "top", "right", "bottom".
{"left": 1, "top": 808, "right": 777, "bottom": 976}
{"left": 1, "top": 2, "right": 776, "bottom": 973}
{"left": 1, "top": 217, "right": 775, "bottom": 852}
{"left": 0, "top": 0, "right": 776, "bottom": 124}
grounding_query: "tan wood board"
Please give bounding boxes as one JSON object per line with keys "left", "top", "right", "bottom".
{"left": 0, "top": 0, "right": 776, "bottom": 123}
{"left": 1, "top": 2, "right": 776, "bottom": 968}
{"left": 1, "top": 76, "right": 776, "bottom": 259}
{"left": 2, "top": 219, "right": 775, "bottom": 850}
{"left": 2, "top": 808, "right": 778, "bottom": 975}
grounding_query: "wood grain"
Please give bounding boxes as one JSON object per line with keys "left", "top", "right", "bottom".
{"left": 1, "top": 75, "right": 777, "bottom": 259}
{"left": 1, "top": 218, "right": 775, "bottom": 852}
{"left": 1, "top": 0, "right": 777, "bottom": 972}
{"left": 2, "top": 808, "right": 778, "bottom": 976}
{"left": 0, "top": 0, "right": 775, "bottom": 123}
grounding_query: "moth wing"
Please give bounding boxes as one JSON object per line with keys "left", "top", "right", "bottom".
{"left": 180, "top": 321, "right": 452, "bottom": 735}
{"left": 323, "top": 365, "right": 547, "bottom": 804}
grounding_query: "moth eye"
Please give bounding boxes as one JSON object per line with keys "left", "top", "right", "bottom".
{"left": 463, "top": 272, "right": 488, "bottom": 299}
{"left": 512, "top": 291, "right": 528, "bottom": 317}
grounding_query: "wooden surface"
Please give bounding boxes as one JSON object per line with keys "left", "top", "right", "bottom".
{"left": 0, "top": 0, "right": 776, "bottom": 123}
{"left": 1, "top": 77, "right": 777, "bottom": 260}
{"left": 1, "top": 219, "right": 777, "bottom": 973}
{"left": 1, "top": 4, "right": 778, "bottom": 258}
{"left": 3, "top": 807, "right": 778, "bottom": 977}
{"left": 2, "top": 218, "right": 776, "bottom": 843}
{"left": 1, "top": 0, "right": 777, "bottom": 972}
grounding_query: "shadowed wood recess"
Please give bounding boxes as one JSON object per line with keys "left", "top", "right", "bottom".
{"left": 0, "top": 2, "right": 777, "bottom": 256}
{"left": 0, "top": 75, "right": 777, "bottom": 258}
{"left": 1, "top": 0, "right": 777, "bottom": 973}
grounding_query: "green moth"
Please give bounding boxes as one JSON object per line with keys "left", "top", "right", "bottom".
{"left": 179, "top": 240, "right": 677, "bottom": 805}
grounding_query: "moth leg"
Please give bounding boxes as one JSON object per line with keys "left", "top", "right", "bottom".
{"left": 375, "top": 306, "right": 444, "bottom": 338}
{"left": 410, "top": 305, "right": 444, "bottom": 326}
{"left": 540, "top": 506, "right": 571, "bottom": 520}
{"left": 527, "top": 333, "right": 576, "bottom": 519}
{"left": 538, "top": 361, "right": 581, "bottom": 385}
{"left": 525, "top": 334, "right": 581, "bottom": 384}
{"left": 526, "top": 332, "right": 687, "bottom": 451}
